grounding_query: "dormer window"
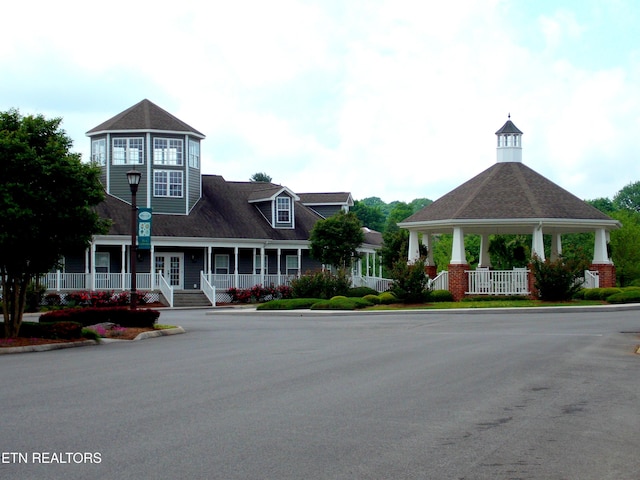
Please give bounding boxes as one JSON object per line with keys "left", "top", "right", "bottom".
{"left": 277, "top": 197, "right": 291, "bottom": 223}
{"left": 91, "top": 139, "right": 106, "bottom": 166}
{"left": 153, "top": 138, "right": 183, "bottom": 165}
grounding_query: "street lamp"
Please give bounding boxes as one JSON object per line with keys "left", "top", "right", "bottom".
{"left": 127, "top": 169, "right": 142, "bottom": 310}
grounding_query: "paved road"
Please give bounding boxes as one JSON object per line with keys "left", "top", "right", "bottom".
{"left": 1, "top": 307, "right": 639, "bottom": 479}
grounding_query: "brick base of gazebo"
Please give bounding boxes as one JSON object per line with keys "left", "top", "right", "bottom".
{"left": 590, "top": 263, "right": 616, "bottom": 288}
{"left": 448, "top": 264, "right": 470, "bottom": 302}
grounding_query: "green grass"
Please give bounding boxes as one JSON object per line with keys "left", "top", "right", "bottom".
{"left": 367, "top": 299, "right": 607, "bottom": 310}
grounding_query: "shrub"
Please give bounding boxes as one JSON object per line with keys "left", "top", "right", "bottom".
{"left": 43, "top": 293, "right": 62, "bottom": 307}
{"left": 26, "top": 282, "right": 46, "bottom": 312}
{"left": 363, "top": 294, "right": 381, "bottom": 304}
{"left": 257, "top": 298, "right": 323, "bottom": 310}
{"left": 583, "top": 287, "right": 622, "bottom": 301}
{"left": 310, "top": 297, "right": 372, "bottom": 310}
{"left": 228, "top": 284, "right": 293, "bottom": 303}
{"left": 530, "top": 256, "right": 589, "bottom": 301}
{"left": 290, "top": 270, "right": 351, "bottom": 299}
{"left": 348, "top": 286, "right": 378, "bottom": 297}
{"left": 607, "top": 290, "right": 640, "bottom": 304}
{"left": 378, "top": 292, "right": 398, "bottom": 304}
{"left": 39, "top": 307, "right": 160, "bottom": 328}
{"left": 429, "top": 290, "right": 454, "bottom": 302}
{"left": 18, "top": 321, "right": 83, "bottom": 339}
{"left": 390, "top": 258, "right": 429, "bottom": 303}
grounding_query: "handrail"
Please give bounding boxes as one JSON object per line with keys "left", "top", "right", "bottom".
{"left": 200, "top": 271, "right": 216, "bottom": 306}
{"left": 157, "top": 273, "right": 174, "bottom": 307}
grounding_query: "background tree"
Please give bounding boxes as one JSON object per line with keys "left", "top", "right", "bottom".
{"left": 613, "top": 181, "right": 640, "bottom": 212}
{"left": 309, "top": 211, "right": 364, "bottom": 270}
{"left": 0, "top": 109, "right": 108, "bottom": 338}
{"left": 609, "top": 209, "right": 640, "bottom": 286}
{"left": 351, "top": 200, "right": 385, "bottom": 232}
{"left": 250, "top": 172, "right": 272, "bottom": 182}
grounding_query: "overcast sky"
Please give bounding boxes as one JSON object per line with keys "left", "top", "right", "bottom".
{"left": 2, "top": 0, "right": 639, "bottom": 203}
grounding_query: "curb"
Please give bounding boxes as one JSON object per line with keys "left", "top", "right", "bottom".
{"left": 0, "top": 340, "right": 98, "bottom": 355}
{"left": 0, "top": 327, "right": 185, "bottom": 354}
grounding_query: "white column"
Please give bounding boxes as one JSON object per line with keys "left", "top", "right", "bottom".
{"left": 551, "top": 233, "right": 562, "bottom": 261}
{"left": 479, "top": 234, "right": 491, "bottom": 268}
{"left": 277, "top": 248, "right": 282, "bottom": 285}
{"left": 207, "top": 246, "right": 212, "bottom": 276}
{"left": 90, "top": 242, "right": 96, "bottom": 290}
{"left": 423, "top": 234, "right": 434, "bottom": 266}
{"left": 234, "top": 246, "right": 239, "bottom": 288}
{"left": 593, "top": 228, "right": 611, "bottom": 264}
{"left": 408, "top": 230, "right": 420, "bottom": 263}
{"left": 366, "top": 252, "right": 370, "bottom": 277}
{"left": 451, "top": 227, "right": 467, "bottom": 264}
{"left": 151, "top": 244, "right": 156, "bottom": 290}
{"left": 297, "top": 248, "right": 302, "bottom": 276}
{"left": 260, "top": 246, "right": 265, "bottom": 285}
{"left": 532, "top": 224, "right": 545, "bottom": 260}
{"left": 121, "top": 244, "right": 127, "bottom": 291}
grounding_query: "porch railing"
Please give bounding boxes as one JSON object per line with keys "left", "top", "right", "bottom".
{"left": 428, "top": 271, "right": 449, "bottom": 291}
{"left": 157, "top": 274, "right": 174, "bottom": 308}
{"left": 582, "top": 270, "right": 599, "bottom": 289}
{"left": 200, "top": 271, "right": 216, "bottom": 306}
{"left": 466, "top": 269, "right": 530, "bottom": 295}
{"left": 352, "top": 276, "right": 393, "bottom": 292}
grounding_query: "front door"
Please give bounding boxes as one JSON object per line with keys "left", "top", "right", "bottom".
{"left": 155, "top": 253, "right": 184, "bottom": 290}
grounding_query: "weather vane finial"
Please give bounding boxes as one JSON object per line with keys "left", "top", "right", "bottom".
{"left": 508, "top": 112, "right": 511, "bottom": 119}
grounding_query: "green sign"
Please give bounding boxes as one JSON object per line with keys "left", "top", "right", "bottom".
{"left": 137, "top": 208, "right": 152, "bottom": 250}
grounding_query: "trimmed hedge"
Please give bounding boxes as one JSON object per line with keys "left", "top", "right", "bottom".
{"left": 310, "top": 297, "right": 372, "bottom": 310}
{"left": 583, "top": 287, "right": 622, "bottom": 301}
{"left": 347, "top": 286, "right": 379, "bottom": 297}
{"left": 17, "top": 321, "right": 84, "bottom": 339}
{"left": 378, "top": 292, "right": 398, "bottom": 305}
{"left": 606, "top": 289, "right": 640, "bottom": 304}
{"left": 428, "top": 290, "right": 454, "bottom": 302}
{"left": 39, "top": 307, "right": 160, "bottom": 328}
{"left": 256, "top": 298, "right": 323, "bottom": 310}
{"left": 363, "top": 294, "right": 381, "bottom": 305}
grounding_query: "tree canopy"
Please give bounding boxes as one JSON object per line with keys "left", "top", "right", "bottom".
{"left": 309, "top": 211, "right": 364, "bottom": 270}
{"left": 250, "top": 172, "right": 272, "bottom": 182}
{"left": 0, "top": 109, "right": 108, "bottom": 337}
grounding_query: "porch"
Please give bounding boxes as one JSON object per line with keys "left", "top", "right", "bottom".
{"left": 42, "top": 271, "right": 394, "bottom": 306}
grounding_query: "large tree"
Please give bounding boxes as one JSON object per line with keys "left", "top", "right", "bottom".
{"left": 250, "top": 172, "right": 272, "bottom": 182}
{"left": 309, "top": 211, "right": 364, "bottom": 270}
{"left": 0, "top": 109, "right": 108, "bottom": 337}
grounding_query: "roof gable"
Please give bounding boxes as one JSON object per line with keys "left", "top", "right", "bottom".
{"left": 86, "top": 99, "right": 205, "bottom": 138}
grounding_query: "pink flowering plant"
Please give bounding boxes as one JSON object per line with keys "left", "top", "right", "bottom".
{"left": 227, "top": 284, "right": 293, "bottom": 303}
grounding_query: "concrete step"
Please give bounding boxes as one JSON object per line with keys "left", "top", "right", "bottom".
{"left": 171, "top": 291, "right": 213, "bottom": 308}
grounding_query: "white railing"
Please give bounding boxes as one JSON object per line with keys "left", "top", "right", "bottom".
{"left": 582, "top": 270, "right": 599, "bottom": 289}
{"left": 466, "top": 269, "right": 530, "bottom": 295}
{"left": 352, "top": 276, "right": 394, "bottom": 292}
{"left": 428, "top": 271, "right": 449, "bottom": 291}
{"left": 42, "top": 272, "right": 88, "bottom": 291}
{"left": 200, "top": 271, "right": 216, "bottom": 306}
{"left": 157, "top": 273, "right": 174, "bottom": 308}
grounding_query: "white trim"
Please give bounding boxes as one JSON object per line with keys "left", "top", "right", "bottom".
{"left": 87, "top": 128, "right": 205, "bottom": 139}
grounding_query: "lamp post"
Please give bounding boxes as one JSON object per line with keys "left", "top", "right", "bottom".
{"left": 127, "top": 169, "right": 142, "bottom": 310}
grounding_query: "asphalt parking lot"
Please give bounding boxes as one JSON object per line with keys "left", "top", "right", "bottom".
{"left": 1, "top": 306, "right": 639, "bottom": 479}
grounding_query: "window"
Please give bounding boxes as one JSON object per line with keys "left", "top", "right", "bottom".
{"left": 112, "top": 138, "right": 144, "bottom": 165}
{"left": 188, "top": 140, "right": 200, "bottom": 168}
{"left": 95, "top": 252, "right": 110, "bottom": 273}
{"left": 154, "top": 138, "right": 183, "bottom": 165}
{"left": 91, "top": 139, "right": 106, "bottom": 165}
{"left": 286, "top": 255, "right": 298, "bottom": 275}
{"left": 276, "top": 196, "right": 291, "bottom": 223}
{"left": 154, "top": 170, "right": 183, "bottom": 198}
{"left": 254, "top": 254, "right": 268, "bottom": 274}
{"left": 215, "top": 254, "right": 229, "bottom": 274}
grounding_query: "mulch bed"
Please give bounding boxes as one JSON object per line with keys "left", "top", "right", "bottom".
{"left": 0, "top": 327, "right": 156, "bottom": 348}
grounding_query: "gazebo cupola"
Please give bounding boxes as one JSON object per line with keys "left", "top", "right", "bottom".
{"left": 495, "top": 115, "right": 523, "bottom": 163}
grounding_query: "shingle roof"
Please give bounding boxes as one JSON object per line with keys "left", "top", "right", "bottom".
{"left": 97, "top": 175, "right": 323, "bottom": 241}
{"left": 495, "top": 119, "right": 523, "bottom": 135}
{"left": 401, "top": 162, "right": 613, "bottom": 224}
{"left": 86, "top": 99, "right": 205, "bottom": 138}
{"left": 298, "top": 192, "right": 354, "bottom": 205}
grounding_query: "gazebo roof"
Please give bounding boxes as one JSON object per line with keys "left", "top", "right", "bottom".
{"left": 399, "top": 161, "right": 620, "bottom": 234}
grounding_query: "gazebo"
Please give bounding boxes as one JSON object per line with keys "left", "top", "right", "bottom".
{"left": 398, "top": 117, "right": 621, "bottom": 301}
